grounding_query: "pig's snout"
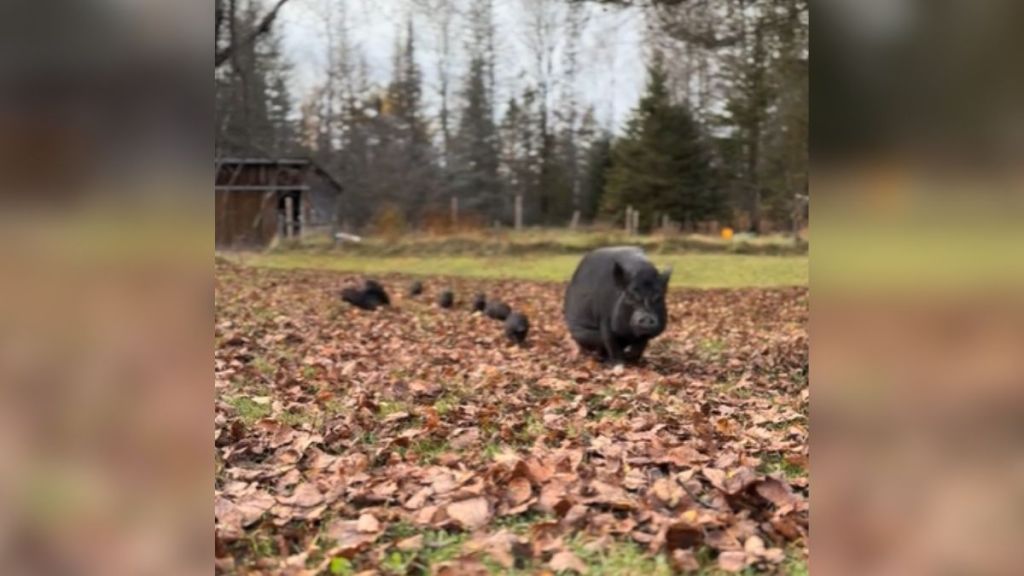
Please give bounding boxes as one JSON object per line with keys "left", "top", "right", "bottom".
{"left": 631, "top": 310, "right": 660, "bottom": 335}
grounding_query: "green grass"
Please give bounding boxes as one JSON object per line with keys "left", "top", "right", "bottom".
{"left": 228, "top": 396, "right": 271, "bottom": 425}
{"left": 277, "top": 409, "right": 317, "bottom": 428}
{"left": 289, "top": 228, "right": 806, "bottom": 257}
{"left": 370, "top": 530, "right": 467, "bottom": 575}
{"left": 757, "top": 452, "right": 806, "bottom": 479}
{"left": 698, "top": 338, "right": 728, "bottom": 361}
{"left": 569, "top": 539, "right": 673, "bottom": 576}
{"left": 231, "top": 252, "right": 807, "bottom": 289}
{"left": 781, "top": 554, "right": 810, "bottom": 576}
{"left": 408, "top": 438, "right": 450, "bottom": 463}
{"left": 377, "top": 400, "right": 412, "bottom": 416}
{"left": 433, "top": 393, "right": 460, "bottom": 416}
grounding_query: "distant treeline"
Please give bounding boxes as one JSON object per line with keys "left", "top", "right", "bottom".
{"left": 215, "top": 0, "right": 807, "bottom": 235}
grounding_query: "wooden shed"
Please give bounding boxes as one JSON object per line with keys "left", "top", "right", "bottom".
{"left": 215, "top": 158, "right": 342, "bottom": 248}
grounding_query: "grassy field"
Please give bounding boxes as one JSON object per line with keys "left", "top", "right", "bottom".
{"left": 289, "top": 228, "right": 808, "bottom": 257}
{"left": 228, "top": 252, "right": 807, "bottom": 289}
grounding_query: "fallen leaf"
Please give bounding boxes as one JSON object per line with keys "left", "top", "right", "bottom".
{"left": 717, "top": 551, "right": 749, "bottom": 573}
{"left": 651, "top": 478, "right": 684, "bottom": 507}
{"left": 356, "top": 513, "right": 380, "bottom": 533}
{"left": 323, "top": 519, "right": 379, "bottom": 555}
{"left": 549, "top": 550, "right": 589, "bottom": 574}
{"left": 446, "top": 497, "right": 491, "bottom": 530}
{"left": 744, "top": 535, "right": 765, "bottom": 556}
{"left": 671, "top": 549, "right": 700, "bottom": 572}
{"left": 396, "top": 534, "right": 424, "bottom": 551}
{"left": 278, "top": 482, "right": 324, "bottom": 507}
{"left": 754, "top": 477, "right": 799, "bottom": 510}
{"left": 450, "top": 428, "right": 480, "bottom": 449}
{"left": 507, "top": 476, "right": 532, "bottom": 505}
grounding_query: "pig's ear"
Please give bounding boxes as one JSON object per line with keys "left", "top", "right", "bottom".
{"left": 613, "top": 262, "right": 629, "bottom": 290}
{"left": 659, "top": 266, "right": 673, "bottom": 289}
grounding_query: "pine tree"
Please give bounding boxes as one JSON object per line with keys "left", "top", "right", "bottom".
{"left": 498, "top": 88, "right": 542, "bottom": 224}
{"left": 451, "top": 55, "right": 501, "bottom": 220}
{"left": 601, "top": 53, "right": 724, "bottom": 230}
{"left": 581, "top": 131, "right": 613, "bottom": 221}
{"left": 380, "top": 19, "right": 438, "bottom": 222}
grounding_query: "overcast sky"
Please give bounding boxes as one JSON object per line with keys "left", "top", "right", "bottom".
{"left": 273, "top": 0, "right": 649, "bottom": 133}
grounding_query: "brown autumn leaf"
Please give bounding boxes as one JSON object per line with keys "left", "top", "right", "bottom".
{"left": 525, "top": 458, "right": 554, "bottom": 483}
{"left": 396, "top": 534, "right": 424, "bottom": 551}
{"left": 323, "top": 519, "right": 379, "bottom": 556}
{"left": 277, "top": 482, "right": 324, "bottom": 507}
{"left": 446, "top": 497, "right": 491, "bottom": 530}
{"left": 671, "top": 549, "right": 701, "bottom": 572}
{"left": 722, "top": 467, "right": 759, "bottom": 495}
{"left": 702, "top": 467, "right": 728, "bottom": 492}
{"left": 549, "top": 550, "right": 589, "bottom": 574}
{"left": 661, "top": 445, "right": 706, "bottom": 467}
{"left": 717, "top": 550, "right": 749, "bottom": 573}
{"left": 702, "top": 466, "right": 759, "bottom": 496}
{"left": 404, "top": 486, "right": 432, "bottom": 510}
{"left": 651, "top": 477, "right": 684, "bottom": 508}
{"left": 435, "top": 558, "right": 492, "bottom": 576}
{"left": 507, "top": 476, "right": 532, "bottom": 505}
{"left": 754, "top": 477, "right": 800, "bottom": 510}
{"left": 356, "top": 513, "right": 380, "bottom": 533}
{"left": 463, "top": 530, "right": 526, "bottom": 569}
{"left": 234, "top": 491, "right": 276, "bottom": 526}
{"left": 744, "top": 535, "right": 766, "bottom": 556}
{"left": 450, "top": 427, "right": 480, "bottom": 450}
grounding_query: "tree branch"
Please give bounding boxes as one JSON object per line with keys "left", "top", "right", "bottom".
{"left": 215, "top": 0, "right": 294, "bottom": 69}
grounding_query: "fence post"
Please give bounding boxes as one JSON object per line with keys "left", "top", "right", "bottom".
{"left": 632, "top": 209, "right": 640, "bottom": 236}
{"left": 569, "top": 210, "right": 580, "bottom": 230}
{"left": 514, "top": 195, "right": 523, "bottom": 231}
{"left": 283, "top": 195, "right": 294, "bottom": 238}
{"left": 451, "top": 196, "right": 459, "bottom": 230}
{"left": 625, "top": 206, "right": 633, "bottom": 234}
{"left": 661, "top": 213, "right": 669, "bottom": 232}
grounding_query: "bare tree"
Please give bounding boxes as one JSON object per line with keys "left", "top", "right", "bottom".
{"left": 519, "top": 0, "right": 567, "bottom": 222}
{"left": 215, "top": 0, "right": 297, "bottom": 69}
{"left": 414, "top": 0, "right": 460, "bottom": 166}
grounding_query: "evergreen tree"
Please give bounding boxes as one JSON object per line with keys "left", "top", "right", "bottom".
{"left": 601, "top": 53, "right": 724, "bottom": 229}
{"left": 380, "top": 20, "right": 438, "bottom": 221}
{"left": 498, "top": 88, "right": 541, "bottom": 224}
{"left": 451, "top": 55, "right": 501, "bottom": 220}
{"left": 581, "top": 132, "right": 613, "bottom": 221}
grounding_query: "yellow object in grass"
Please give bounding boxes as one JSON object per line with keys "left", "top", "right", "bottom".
{"left": 721, "top": 227, "right": 734, "bottom": 240}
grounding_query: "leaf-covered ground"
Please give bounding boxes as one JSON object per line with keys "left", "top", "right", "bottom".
{"left": 215, "top": 263, "right": 809, "bottom": 575}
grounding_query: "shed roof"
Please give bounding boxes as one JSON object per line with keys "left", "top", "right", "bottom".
{"left": 214, "top": 156, "right": 343, "bottom": 194}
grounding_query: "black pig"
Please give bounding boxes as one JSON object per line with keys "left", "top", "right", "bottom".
{"left": 472, "top": 293, "right": 487, "bottom": 312}
{"left": 437, "top": 290, "right": 454, "bottom": 308}
{"left": 504, "top": 312, "right": 529, "bottom": 344}
{"left": 563, "top": 247, "right": 670, "bottom": 363}
{"left": 485, "top": 301, "right": 511, "bottom": 320}
{"left": 341, "top": 279, "right": 391, "bottom": 311}
{"left": 408, "top": 280, "right": 424, "bottom": 296}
